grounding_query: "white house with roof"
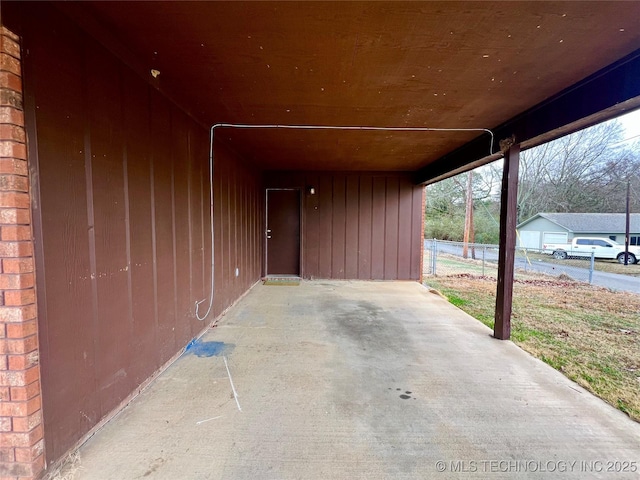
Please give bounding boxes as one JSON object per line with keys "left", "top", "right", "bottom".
{"left": 516, "top": 213, "right": 640, "bottom": 250}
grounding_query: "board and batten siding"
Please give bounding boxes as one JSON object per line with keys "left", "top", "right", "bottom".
{"left": 18, "top": 4, "right": 263, "bottom": 466}
{"left": 265, "top": 172, "right": 424, "bottom": 280}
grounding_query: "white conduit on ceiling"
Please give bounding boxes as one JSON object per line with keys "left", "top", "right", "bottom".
{"left": 194, "top": 123, "right": 495, "bottom": 321}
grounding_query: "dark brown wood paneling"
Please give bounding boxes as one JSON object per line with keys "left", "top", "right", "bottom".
{"left": 383, "top": 177, "right": 399, "bottom": 280}
{"left": 189, "top": 128, "right": 205, "bottom": 337}
{"left": 265, "top": 172, "right": 422, "bottom": 281}
{"left": 358, "top": 175, "right": 373, "bottom": 279}
{"left": 371, "top": 177, "right": 386, "bottom": 280}
{"left": 238, "top": 174, "right": 246, "bottom": 289}
{"left": 22, "top": 6, "right": 264, "bottom": 465}
{"left": 86, "top": 46, "right": 130, "bottom": 417}
{"left": 230, "top": 158, "right": 239, "bottom": 297}
{"left": 345, "top": 176, "right": 359, "bottom": 278}
{"left": 304, "top": 174, "right": 320, "bottom": 278}
{"left": 122, "top": 73, "right": 156, "bottom": 386}
{"left": 224, "top": 158, "right": 232, "bottom": 303}
{"left": 210, "top": 142, "right": 264, "bottom": 318}
{"left": 171, "top": 112, "right": 192, "bottom": 346}
{"left": 24, "top": 14, "right": 95, "bottom": 461}
{"left": 212, "top": 144, "right": 225, "bottom": 317}
{"left": 331, "top": 175, "right": 346, "bottom": 279}
{"left": 397, "top": 178, "right": 413, "bottom": 279}
{"left": 317, "top": 175, "right": 333, "bottom": 278}
{"left": 150, "top": 90, "right": 177, "bottom": 361}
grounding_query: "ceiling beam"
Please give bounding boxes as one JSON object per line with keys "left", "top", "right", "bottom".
{"left": 415, "top": 48, "right": 640, "bottom": 185}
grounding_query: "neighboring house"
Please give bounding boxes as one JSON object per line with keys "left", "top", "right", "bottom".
{"left": 517, "top": 213, "right": 640, "bottom": 250}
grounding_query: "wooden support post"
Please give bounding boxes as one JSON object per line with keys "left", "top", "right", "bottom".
{"left": 494, "top": 143, "right": 520, "bottom": 340}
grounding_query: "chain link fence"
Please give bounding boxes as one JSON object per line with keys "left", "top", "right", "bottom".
{"left": 424, "top": 239, "right": 603, "bottom": 284}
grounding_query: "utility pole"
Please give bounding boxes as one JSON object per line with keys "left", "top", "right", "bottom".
{"left": 462, "top": 170, "right": 474, "bottom": 259}
{"left": 624, "top": 179, "right": 630, "bottom": 265}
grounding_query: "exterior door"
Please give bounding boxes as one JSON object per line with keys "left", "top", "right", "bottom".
{"left": 266, "top": 189, "right": 301, "bottom": 276}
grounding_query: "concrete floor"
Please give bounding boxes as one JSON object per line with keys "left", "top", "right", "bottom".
{"left": 66, "top": 281, "right": 639, "bottom": 479}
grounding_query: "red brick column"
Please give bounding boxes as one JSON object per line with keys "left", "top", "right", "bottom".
{"left": 0, "top": 27, "right": 45, "bottom": 480}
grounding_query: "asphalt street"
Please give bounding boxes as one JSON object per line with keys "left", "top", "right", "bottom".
{"left": 425, "top": 240, "right": 640, "bottom": 294}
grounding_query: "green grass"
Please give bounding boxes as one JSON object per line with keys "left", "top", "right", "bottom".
{"left": 446, "top": 293, "right": 468, "bottom": 308}
{"left": 425, "top": 274, "right": 640, "bottom": 422}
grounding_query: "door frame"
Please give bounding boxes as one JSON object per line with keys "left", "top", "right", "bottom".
{"left": 264, "top": 188, "right": 303, "bottom": 278}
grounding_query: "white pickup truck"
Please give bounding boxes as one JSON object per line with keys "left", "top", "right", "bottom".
{"left": 542, "top": 237, "right": 640, "bottom": 264}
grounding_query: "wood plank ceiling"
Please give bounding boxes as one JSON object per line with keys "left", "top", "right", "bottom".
{"left": 81, "top": 1, "right": 640, "bottom": 174}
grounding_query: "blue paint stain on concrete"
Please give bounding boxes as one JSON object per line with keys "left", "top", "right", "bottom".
{"left": 185, "top": 339, "right": 235, "bottom": 357}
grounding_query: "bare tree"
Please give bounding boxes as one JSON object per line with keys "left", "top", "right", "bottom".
{"left": 514, "top": 120, "right": 635, "bottom": 221}
{"left": 428, "top": 118, "right": 639, "bottom": 242}
{"left": 425, "top": 166, "right": 499, "bottom": 242}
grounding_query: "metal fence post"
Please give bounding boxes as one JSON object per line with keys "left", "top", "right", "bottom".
{"left": 432, "top": 239, "right": 437, "bottom": 275}
{"left": 589, "top": 252, "right": 595, "bottom": 284}
{"left": 482, "top": 246, "right": 485, "bottom": 276}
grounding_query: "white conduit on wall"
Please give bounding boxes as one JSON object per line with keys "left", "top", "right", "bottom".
{"left": 194, "top": 123, "right": 495, "bottom": 321}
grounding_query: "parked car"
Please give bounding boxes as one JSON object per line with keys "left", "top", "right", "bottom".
{"left": 542, "top": 237, "right": 639, "bottom": 264}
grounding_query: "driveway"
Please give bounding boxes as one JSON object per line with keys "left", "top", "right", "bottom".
{"left": 68, "top": 281, "right": 639, "bottom": 479}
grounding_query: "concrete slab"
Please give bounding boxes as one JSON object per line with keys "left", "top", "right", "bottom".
{"left": 67, "top": 281, "right": 639, "bottom": 479}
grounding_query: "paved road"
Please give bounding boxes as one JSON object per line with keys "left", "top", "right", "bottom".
{"left": 425, "top": 240, "right": 640, "bottom": 294}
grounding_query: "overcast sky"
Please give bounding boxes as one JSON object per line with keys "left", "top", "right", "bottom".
{"left": 617, "top": 108, "right": 640, "bottom": 144}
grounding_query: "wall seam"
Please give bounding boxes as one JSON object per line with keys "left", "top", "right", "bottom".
{"left": 169, "top": 111, "right": 179, "bottom": 349}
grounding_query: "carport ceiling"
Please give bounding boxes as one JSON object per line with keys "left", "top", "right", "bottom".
{"left": 76, "top": 1, "right": 640, "bottom": 173}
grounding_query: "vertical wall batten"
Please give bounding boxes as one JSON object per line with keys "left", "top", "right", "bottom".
{"left": 87, "top": 43, "right": 131, "bottom": 416}
{"left": 123, "top": 75, "right": 155, "bottom": 386}
{"left": 331, "top": 175, "right": 346, "bottom": 279}
{"left": 357, "top": 175, "right": 373, "bottom": 279}
{"left": 173, "top": 113, "right": 192, "bottom": 344}
{"left": 231, "top": 159, "right": 237, "bottom": 296}
{"left": 225, "top": 159, "right": 232, "bottom": 294}
{"left": 371, "top": 177, "right": 386, "bottom": 279}
{"left": 397, "top": 180, "right": 413, "bottom": 278}
{"left": 148, "top": 116, "right": 160, "bottom": 361}
{"left": 318, "top": 175, "right": 333, "bottom": 278}
{"left": 384, "top": 177, "right": 399, "bottom": 280}
{"left": 121, "top": 106, "right": 135, "bottom": 362}
{"left": 81, "top": 42, "right": 102, "bottom": 425}
{"left": 199, "top": 154, "right": 206, "bottom": 300}
{"left": 170, "top": 113, "right": 179, "bottom": 352}
{"left": 265, "top": 172, "right": 422, "bottom": 281}
{"left": 17, "top": 4, "right": 265, "bottom": 465}
{"left": 151, "top": 91, "right": 175, "bottom": 361}
{"left": 345, "top": 176, "right": 359, "bottom": 279}
{"left": 187, "top": 130, "right": 194, "bottom": 322}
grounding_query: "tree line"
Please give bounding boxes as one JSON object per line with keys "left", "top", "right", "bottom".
{"left": 424, "top": 119, "right": 640, "bottom": 244}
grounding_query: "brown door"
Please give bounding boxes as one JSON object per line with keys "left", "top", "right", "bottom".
{"left": 266, "top": 189, "right": 301, "bottom": 276}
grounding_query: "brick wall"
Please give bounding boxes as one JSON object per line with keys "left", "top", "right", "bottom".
{"left": 0, "top": 27, "right": 45, "bottom": 480}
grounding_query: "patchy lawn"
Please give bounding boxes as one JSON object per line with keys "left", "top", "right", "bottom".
{"left": 425, "top": 273, "right": 640, "bottom": 422}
